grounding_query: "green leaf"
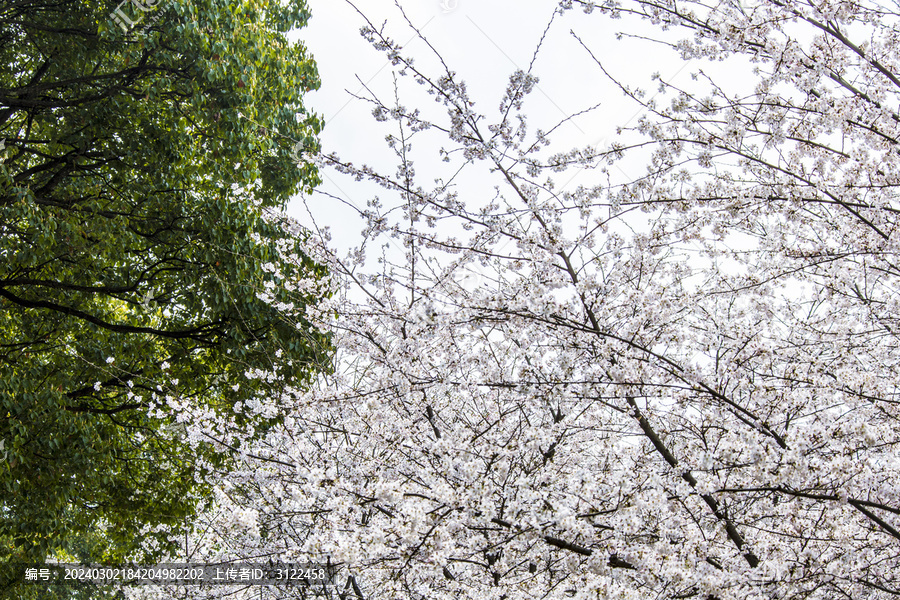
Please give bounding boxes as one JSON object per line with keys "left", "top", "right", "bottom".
{"left": 0, "top": 0, "right": 331, "bottom": 569}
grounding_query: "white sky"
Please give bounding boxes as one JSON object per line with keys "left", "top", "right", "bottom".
{"left": 290, "top": 0, "right": 703, "bottom": 254}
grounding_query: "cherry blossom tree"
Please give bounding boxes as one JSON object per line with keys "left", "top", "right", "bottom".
{"left": 134, "top": 1, "right": 899, "bottom": 599}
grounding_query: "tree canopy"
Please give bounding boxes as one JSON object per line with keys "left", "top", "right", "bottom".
{"left": 140, "top": 1, "right": 900, "bottom": 599}
{"left": 0, "top": 0, "right": 331, "bottom": 590}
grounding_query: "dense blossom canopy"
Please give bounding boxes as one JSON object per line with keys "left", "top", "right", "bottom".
{"left": 132, "top": 1, "right": 899, "bottom": 599}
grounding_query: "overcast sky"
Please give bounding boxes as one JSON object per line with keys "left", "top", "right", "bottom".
{"left": 290, "top": 0, "right": 701, "bottom": 253}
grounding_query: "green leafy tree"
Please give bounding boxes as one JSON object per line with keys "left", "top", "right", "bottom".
{"left": 0, "top": 0, "right": 330, "bottom": 591}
